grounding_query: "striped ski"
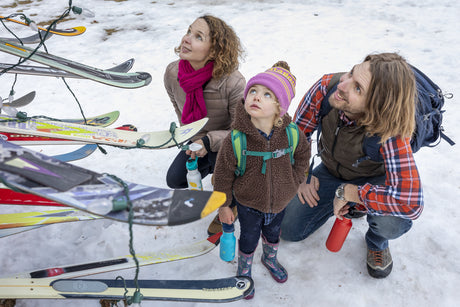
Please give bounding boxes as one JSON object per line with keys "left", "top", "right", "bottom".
{"left": 0, "top": 39, "right": 151, "bottom": 88}
{"left": 0, "top": 276, "right": 253, "bottom": 302}
{"left": 8, "top": 233, "right": 221, "bottom": 278}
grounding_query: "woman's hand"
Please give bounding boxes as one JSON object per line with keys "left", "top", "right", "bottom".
{"left": 297, "top": 175, "right": 320, "bottom": 208}
{"left": 186, "top": 139, "right": 208, "bottom": 159}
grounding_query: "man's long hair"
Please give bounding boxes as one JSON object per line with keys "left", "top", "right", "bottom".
{"left": 359, "top": 53, "right": 416, "bottom": 143}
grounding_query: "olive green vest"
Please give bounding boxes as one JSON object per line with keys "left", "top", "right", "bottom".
{"left": 319, "top": 108, "right": 385, "bottom": 180}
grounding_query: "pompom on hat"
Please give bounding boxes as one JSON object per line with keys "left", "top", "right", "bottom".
{"left": 244, "top": 61, "right": 296, "bottom": 117}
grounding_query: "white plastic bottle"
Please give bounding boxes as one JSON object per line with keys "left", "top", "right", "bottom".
{"left": 186, "top": 157, "right": 203, "bottom": 191}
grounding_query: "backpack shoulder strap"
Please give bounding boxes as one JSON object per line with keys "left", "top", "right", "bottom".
{"left": 354, "top": 134, "right": 383, "bottom": 166}
{"left": 231, "top": 125, "right": 300, "bottom": 177}
{"left": 307, "top": 73, "right": 347, "bottom": 183}
{"left": 231, "top": 129, "right": 247, "bottom": 176}
{"left": 327, "top": 73, "right": 345, "bottom": 92}
{"left": 286, "top": 122, "right": 300, "bottom": 165}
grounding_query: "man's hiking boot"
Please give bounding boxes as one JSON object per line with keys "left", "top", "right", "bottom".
{"left": 207, "top": 206, "right": 238, "bottom": 236}
{"left": 367, "top": 247, "right": 393, "bottom": 278}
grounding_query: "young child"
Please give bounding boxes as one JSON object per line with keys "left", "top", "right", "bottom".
{"left": 213, "top": 61, "right": 311, "bottom": 299}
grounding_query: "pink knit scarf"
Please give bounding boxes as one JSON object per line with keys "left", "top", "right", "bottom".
{"left": 178, "top": 60, "right": 214, "bottom": 124}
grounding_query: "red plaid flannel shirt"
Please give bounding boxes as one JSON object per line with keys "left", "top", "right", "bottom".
{"left": 294, "top": 74, "right": 423, "bottom": 220}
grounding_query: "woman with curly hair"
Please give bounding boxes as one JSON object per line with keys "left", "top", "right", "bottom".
{"left": 164, "top": 14, "right": 245, "bottom": 190}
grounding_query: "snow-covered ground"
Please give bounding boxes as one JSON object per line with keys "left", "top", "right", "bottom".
{"left": 0, "top": 0, "right": 459, "bottom": 306}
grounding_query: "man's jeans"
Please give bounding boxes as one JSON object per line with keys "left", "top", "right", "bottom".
{"left": 280, "top": 163, "right": 412, "bottom": 251}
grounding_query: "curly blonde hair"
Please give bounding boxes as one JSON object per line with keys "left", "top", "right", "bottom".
{"left": 175, "top": 15, "right": 244, "bottom": 79}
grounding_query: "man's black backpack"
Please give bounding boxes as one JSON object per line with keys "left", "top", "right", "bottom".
{"left": 319, "top": 65, "right": 455, "bottom": 163}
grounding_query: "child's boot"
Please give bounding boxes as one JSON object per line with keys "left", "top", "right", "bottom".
{"left": 237, "top": 249, "right": 255, "bottom": 299}
{"left": 261, "top": 235, "right": 288, "bottom": 283}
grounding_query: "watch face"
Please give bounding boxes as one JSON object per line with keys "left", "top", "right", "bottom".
{"left": 336, "top": 189, "right": 342, "bottom": 198}
{"left": 336, "top": 185, "right": 345, "bottom": 199}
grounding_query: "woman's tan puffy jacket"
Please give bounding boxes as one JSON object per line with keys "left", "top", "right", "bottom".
{"left": 164, "top": 60, "right": 246, "bottom": 152}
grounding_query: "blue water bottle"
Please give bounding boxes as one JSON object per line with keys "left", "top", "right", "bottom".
{"left": 219, "top": 223, "right": 236, "bottom": 261}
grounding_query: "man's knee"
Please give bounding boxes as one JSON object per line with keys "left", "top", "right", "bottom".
{"left": 367, "top": 215, "right": 413, "bottom": 240}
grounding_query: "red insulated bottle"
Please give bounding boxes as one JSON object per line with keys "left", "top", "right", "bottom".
{"left": 325, "top": 217, "right": 352, "bottom": 252}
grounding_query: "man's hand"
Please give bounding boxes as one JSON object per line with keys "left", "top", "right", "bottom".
{"left": 333, "top": 197, "right": 350, "bottom": 220}
{"left": 297, "top": 175, "right": 320, "bottom": 207}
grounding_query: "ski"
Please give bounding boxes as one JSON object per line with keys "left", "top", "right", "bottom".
{"left": 61, "top": 111, "right": 121, "bottom": 127}
{"left": 0, "top": 39, "right": 151, "bottom": 88}
{"left": 0, "top": 186, "right": 65, "bottom": 207}
{"left": 0, "top": 139, "right": 225, "bottom": 226}
{"left": 0, "top": 111, "right": 123, "bottom": 145}
{"left": 39, "top": 125, "right": 137, "bottom": 162}
{"left": 0, "top": 225, "right": 44, "bottom": 238}
{"left": 0, "top": 114, "right": 207, "bottom": 149}
{"left": 1, "top": 91, "right": 35, "bottom": 108}
{"left": 0, "top": 208, "right": 99, "bottom": 230}
{"left": 9, "top": 233, "right": 221, "bottom": 278}
{"left": 51, "top": 144, "right": 98, "bottom": 162}
{"left": 0, "top": 15, "right": 86, "bottom": 36}
{"left": 0, "top": 28, "right": 54, "bottom": 44}
{"left": 0, "top": 58, "right": 135, "bottom": 78}
{"left": 0, "top": 276, "right": 253, "bottom": 302}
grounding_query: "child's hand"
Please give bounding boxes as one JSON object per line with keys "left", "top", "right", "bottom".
{"left": 218, "top": 206, "right": 235, "bottom": 224}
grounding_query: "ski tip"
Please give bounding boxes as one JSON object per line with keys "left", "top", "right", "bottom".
{"left": 136, "top": 72, "right": 152, "bottom": 86}
{"left": 73, "top": 26, "right": 87, "bottom": 33}
{"left": 207, "top": 232, "right": 222, "bottom": 245}
{"left": 200, "top": 191, "right": 226, "bottom": 218}
{"left": 62, "top": 26, "right": 86, "bottom": 36}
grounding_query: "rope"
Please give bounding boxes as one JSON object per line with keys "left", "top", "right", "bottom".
{"left": 0, "top": 1, "right": 94, "bottom": 130}
{"left": 132, "top": 122, "right": 181, "bottom": 149}
{"left": 105, "top": 173, "right": 143, "bottom": 305}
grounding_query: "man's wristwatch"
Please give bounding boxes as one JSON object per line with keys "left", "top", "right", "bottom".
{"left": 335, "top": 183, "right": 347, "bottom": 201}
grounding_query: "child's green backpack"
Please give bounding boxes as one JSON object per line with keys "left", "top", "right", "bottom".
{"left": 231, "top": 122, "right": 300, "bottom": 176}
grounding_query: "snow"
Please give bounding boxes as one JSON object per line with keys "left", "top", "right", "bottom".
{"left": 0, "top": 0, "right": 459, "bottom": 306}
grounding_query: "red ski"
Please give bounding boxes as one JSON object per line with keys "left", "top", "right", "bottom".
{"left": 0, "top": 187, "right": 65, "bottom": 207}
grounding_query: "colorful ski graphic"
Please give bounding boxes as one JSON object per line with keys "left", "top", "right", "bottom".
{"left": 0, "top": 139, "right": 225, "bottom": 226}
{"left": 0, "top": 115, "right": 207, "bottom": 149}
{"left": 0, "top": 208, "right": 99, "bottom": 230}
{"left": 0, "top": 111, "right": 122, "bottom": 145}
